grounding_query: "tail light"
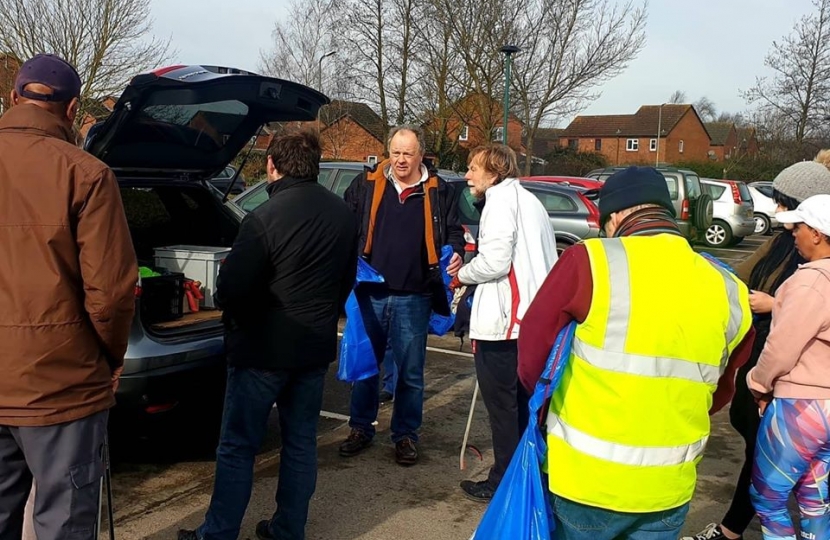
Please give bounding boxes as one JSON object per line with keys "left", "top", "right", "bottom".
{"left": 578, "top": 193, "right": 601, "bottom": 229}
{"left": 462, "top": 225, "right": 476, "bottom": 252}
{"left": 729, "top": 181, "right": 741, "bottom": 204}
{"left": 681, "top": 199, "right": 690, "bottom": 221}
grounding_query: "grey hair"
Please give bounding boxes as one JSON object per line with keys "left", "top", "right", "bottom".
{"left": 387, "top": 125, "right": 426, "bottom": 155}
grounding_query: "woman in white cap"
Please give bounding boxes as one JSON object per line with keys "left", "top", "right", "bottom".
{"left": 685, "top": 161, "right": 830, "bottom": 540}
{"left": 746, "top": 194, "right": 830, "bottom": 540}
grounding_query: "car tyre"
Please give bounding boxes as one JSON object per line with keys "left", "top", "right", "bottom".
{"left": 694, "top": 194, "right": 714, "bottom": 231}
{"left": 754, "top": 213, "right": 771, "bottom": 236}
{"left": 704, "top": 220, "right": 733, "bottom": 248}
{"left": 555, "top": 240, "right": 573, "bottom": 255}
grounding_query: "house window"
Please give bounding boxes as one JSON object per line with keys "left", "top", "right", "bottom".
{"left": 459, "top": 125, "right": 469, "bottom": 141}
{"left": 568, "top": 139, "right": 578, "bottom": 150}
{"left": 367, "top": 155, "right": 378, "bottom": 165}
{"left": 649, "top": 139, "right": 657, "bottom": 152}
{"left": 492, "top": 126, "right": 504, "bottom": 142}
{"left": 626, "top": 139, "right": 639, "bottom": 151}
{"left": 679, "top": 140, "right": 685, "bottom": 153}
{"left": 595, "top": 139, "right": 602, "bottom": 151}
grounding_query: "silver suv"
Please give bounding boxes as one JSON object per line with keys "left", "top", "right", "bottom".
{"left": 84, "top": 65, "right": 327, "bottom": 441}
{"left": 585, "top": 166, "right": 713, "bottom": 243}
{"left": 700, "top": 179, "right": 756, "bottom": 247}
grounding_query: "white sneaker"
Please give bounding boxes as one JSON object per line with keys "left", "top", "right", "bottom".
{"left": 681, "top": 523, "right": 742, "bottom": 540}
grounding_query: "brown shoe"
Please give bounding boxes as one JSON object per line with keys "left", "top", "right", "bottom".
{"left": 339, "top": 429, "right": 372, "bottom": 457}
{"left": 395, "top": 437, "right": 418, "bottom": 466}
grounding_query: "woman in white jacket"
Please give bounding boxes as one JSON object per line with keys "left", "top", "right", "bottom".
{"left": 455, "top": 144, "right": 558, "bottom": 502}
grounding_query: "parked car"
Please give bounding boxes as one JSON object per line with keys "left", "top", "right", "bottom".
{"left": 748, "top": 181, "right": 779, "bottom": 235}
{"left": 233, "top": 162, "right": 366, "bottom": 213}
{"left": 586, "top": 166, "right": 713, "bottom": 243}
{"left": 518, "top": 175, "right": 604, "bottom": 190}
{"left": 452, "top": 179, "right": 601, "bottom": 255}
{"left": 700, "top": 179, "right": 756, "bottom": 247}
{"left": 208, "top": 165, "right": 246, "bottom": 195}
{"left": 83, "top": 64, "right": 328, "bottom": 441}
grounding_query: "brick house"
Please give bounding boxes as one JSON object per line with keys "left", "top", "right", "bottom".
{"left": 318, "top": 100, "right": 386, "bottom": 162}
{"left": 705, "top": 122, "right": 739, "bottom": 161}
{"left": 736, "top": 127, "right": 760, "bottom": 157}
{"left": 559, "top": 104, "right": 712, "bottom": 165}
{"left": 444, "top": 93, "right": 524, "bottom": 152}
{"left": 255, "top": 101, "right": 387, "bottom": 163}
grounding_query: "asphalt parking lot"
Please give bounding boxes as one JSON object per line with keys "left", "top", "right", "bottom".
{"left": 105, "top": 233, "right": 770, "bottom": 540}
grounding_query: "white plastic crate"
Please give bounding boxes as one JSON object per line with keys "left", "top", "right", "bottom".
{"left": 153, "top": 245, "right": 231, "bottom": 308}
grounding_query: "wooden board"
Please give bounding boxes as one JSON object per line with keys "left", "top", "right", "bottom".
{"left": 150, "top": 309, "right": 222, "bottom": 330}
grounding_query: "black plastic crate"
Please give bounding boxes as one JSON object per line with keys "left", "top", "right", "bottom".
{"left": 140, "top": 272, "right": 185, "bottom": 323}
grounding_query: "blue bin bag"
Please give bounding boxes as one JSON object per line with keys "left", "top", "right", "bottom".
{"left": 428, "top": 245, "right": 456, "bottom": 336}
{"left": 337, "top": 258, "right": 385, "bottom": 383}
{"left": 471, "top": 321, "right": 577, "bottom": 540}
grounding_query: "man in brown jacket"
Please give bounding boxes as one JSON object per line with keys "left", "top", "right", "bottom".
{"left": 0, "top": 54, "right": 136, "bottom": 539}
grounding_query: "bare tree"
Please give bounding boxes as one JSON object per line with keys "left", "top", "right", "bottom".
{"left": 513, "top": 0, "right": 648, "bottom": 174}
{"left": 0, "top": 0, "right": 172, "bottom": 124}
{"left": 743, "top": 0, "right": 830, "bottom": 147}
{"left": 668, "top": 90, "right": 687, "bottom": 104}
{"left": 259, "top": 0, "right": 343, "bottom": 92}
{"left": 430, "top": 0, "right": 527, "bottom": 147}
{"left": 694, "top": 96, "right": 717, "bottom": 122}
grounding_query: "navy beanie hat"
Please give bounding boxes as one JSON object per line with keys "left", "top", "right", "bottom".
{"left": 598, "top": 166, "right": 675, "bottom": 225}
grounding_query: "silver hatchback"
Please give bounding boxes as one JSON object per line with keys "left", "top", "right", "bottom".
{"left": 700, "top": 178, "right": 756, "bottom": 247}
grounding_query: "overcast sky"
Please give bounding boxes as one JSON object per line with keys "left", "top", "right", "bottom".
{"left": 149, "top": 0, "right": 815, "bottom": 126}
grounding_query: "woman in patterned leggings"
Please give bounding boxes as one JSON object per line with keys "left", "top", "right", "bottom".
{"left": 747, "top": 194, "right": 830, "bottom": 540}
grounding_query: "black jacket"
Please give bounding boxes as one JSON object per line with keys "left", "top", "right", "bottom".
{"left": 344, "top": 159, "right": 465, "bottom": 315}
{"left": 216, "top": 176, "right": 359, "bottom": 371}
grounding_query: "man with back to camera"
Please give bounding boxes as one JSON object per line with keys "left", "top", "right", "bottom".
{"left": 518, "top": 166, "right": 755, "bottom": 539}
{"left": 0, "top": 53, "right": 137, "bottom": 539}
{"left": 178, "top": 129, "right": 359, "bottom": 540}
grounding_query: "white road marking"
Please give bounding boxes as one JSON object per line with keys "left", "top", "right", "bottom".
{"left": 319, "top": 410, "right": 351, "bottom": 421}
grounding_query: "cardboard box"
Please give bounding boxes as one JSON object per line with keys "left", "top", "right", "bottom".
{"left": 154, "top": 245, "right": 231, "bottom": 308}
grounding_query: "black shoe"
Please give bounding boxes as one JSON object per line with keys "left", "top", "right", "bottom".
{"left": 255, "top": 520, "right": 276, "bottom": 540}
{"left": 395, "top": 437, "right": 418, "bottom": 466}
{"left": 681, "top": 523, "right": 743, "bottom": 540}
{"left": 339, "top": 429, "right": 373, "bottom": 457}
{"left": 460, "top": 479, "right": 496, "bottom": 503}
{"left": 177, "top": 531, "right": 200, "bottom": 540}
{"left": 379, "top": 390, "right": 394, "bottom": 403}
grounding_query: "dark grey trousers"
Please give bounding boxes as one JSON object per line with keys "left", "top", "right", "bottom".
{"left": 0, "top": 410, "right": 108, "bottom": 540}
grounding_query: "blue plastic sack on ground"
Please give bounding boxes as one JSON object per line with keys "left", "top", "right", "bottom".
{"left": 471, "top": 321, "right": 577, "bottom": 540}
{"left": 429, "top": 245, "right": 456, "bottom": 336}
{"left": 338, "top": 259, "right": 384, "bottom": 382}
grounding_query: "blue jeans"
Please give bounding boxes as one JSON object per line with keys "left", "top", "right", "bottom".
{"left": 198, "top": 366, "right": 327, "bottom": 540}
{"left": 381, "top": 342, "right": 397, "bottom": 396}
{"left": 349, "top": 290, "right": 432, "bottom": 443}
{"left": 552, "top": 494, "right": 689, "bottom": 540}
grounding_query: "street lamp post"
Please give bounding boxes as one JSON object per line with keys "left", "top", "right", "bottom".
{"left": 317, "top": 50, "right": 336, "bottom": 91}
{"left": 616, "top": 128, "right": 622, "bottom": 165}
{"left": 655, "top": 103, "right": 667, "bottom": 167}
{"left": 500, "top": 45, "right": 521, "bottom": 145}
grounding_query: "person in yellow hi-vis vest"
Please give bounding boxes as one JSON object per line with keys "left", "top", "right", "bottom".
{"left": 518, "top": 166, "right": 756, "bottom": 540}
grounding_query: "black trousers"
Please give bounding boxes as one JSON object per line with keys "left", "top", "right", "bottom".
{"left": 721, "top": 319, "right": 770, "bottom": 534}
{"left": 0, "top": 409, "right": 108, "bottom": 540}
{"left": 474, "top": 339, "right": 530, "bottom": 487}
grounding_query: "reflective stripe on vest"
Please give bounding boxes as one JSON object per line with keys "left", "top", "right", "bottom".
{"left": 546, "top": 235, "right": 752, "bottom": 513}
{"left": 548, "top": 412, "right": 708, "bottom": 467}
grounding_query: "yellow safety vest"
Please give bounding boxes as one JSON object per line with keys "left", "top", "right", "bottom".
{"left": 547, "top": 235, "right": 751, "bottom": 513}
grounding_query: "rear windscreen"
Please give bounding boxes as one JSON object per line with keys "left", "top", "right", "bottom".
{"left": 685, "top": 174, "right": 703, "bottom": 199}
{"left": 737, "top": 182, "right": 752, "bottom": 202}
